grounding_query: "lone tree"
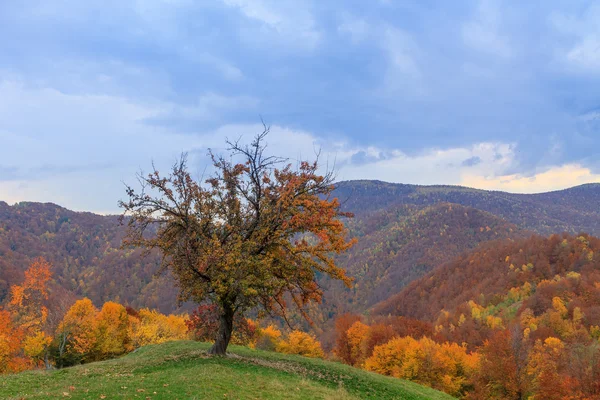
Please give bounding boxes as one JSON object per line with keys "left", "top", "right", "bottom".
{"left": 120, "top": 130, "right": 355, "bottom": 354}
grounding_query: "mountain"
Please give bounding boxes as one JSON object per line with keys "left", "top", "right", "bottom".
{"left": 0, "top": 201, "right": 179, "bottom": 313}
{"left": 314, "top": 180, "right": 600, "bottom": 321}
{"left": 319, "top": 202, "right": 525, "bottom": 317}
{"left": 334, "top": 181, "right": 600, "bottom": 235}
{"left": 2, "top": 180, "right": 600, "bottom": 316}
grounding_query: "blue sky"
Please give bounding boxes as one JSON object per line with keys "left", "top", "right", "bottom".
{"left": 1, "top": 0, "right": 600, "bottom": 213}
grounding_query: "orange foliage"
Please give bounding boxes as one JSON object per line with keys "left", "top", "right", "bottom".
{"left": 365, "top": 336, "right": 478, "bottom": 397}
{"left": 277, "top": 330, "right": 324, "bottom": 358}
{"left": 121, "top": 133, "right": 355, "bottom": 354}
{"left": 58, "top": 298, "right": 98, "bottom": 361}
{"left": 333, "top": 313, "right": 363, "bottom": 364}
{"left": 9, "top": 257, "right": 52, "bottom": 333}
{"left": 526, "top": 337, "right": 572, "bottom": 400}
{"left": 0, "top": 309, "right": 27, "bottom": 373}
{"left": 95, "top": 301, "right": 129, "bottom": 359}
{"left": 345, "top": 321, "right": 369, "bottom": 366}
{"left": 253, "top": 324, "right": 281, "bottom": 351}
{"left": 128, "top": 308, "right": 189, "bottom": 349}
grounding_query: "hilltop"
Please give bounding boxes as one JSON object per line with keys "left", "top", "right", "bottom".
{"left": 335, "top": 181, "right": 600, "bottom": 235}
{"left": 0, "top": 341, "right": 453, "bottom": 400}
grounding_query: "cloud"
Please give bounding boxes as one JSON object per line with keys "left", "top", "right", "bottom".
{"left": 461, "top": 164, "right": 600, "bottom": 193}
{"left": 337, "top": 13, "right": 369, "bottom": 43}
{"left": 462, "top": 156, "right": 482, "bottom": 167}
{"left": 383, "top": 26, "right": 422, "bottom": 80}
{"left": 144, "top": 93, "right": 260, "bottom": 132}
{"left": 462, "top": 0, "right": 512, "bottom": 58}
{"left": 219, "top": 0, "right": 321, "bottom": 49}
{"left": 550, "top": 4, "right": 600, "bottom": 72}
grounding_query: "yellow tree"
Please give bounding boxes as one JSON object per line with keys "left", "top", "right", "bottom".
{"left": 128, "top": 308, "right": 188, "bottom": 349}
{"left": 365, "top": 336, "right": 477, "bottom": 397}
{"left": 121, "top": 131, "right": 355, "bottom": 354}
{"left": 95, "top": 302, "right": 129, "bottom": 359}
{"left": 56, "top": 298, "right": 98, "bottom": 365}
{"left": 526, "top": 337, "right": 570, "bottom": 399}
{"left": 346, "top": 321, "right": 370, "bottom": 366}
{"left": 9, "top": 258, "right": 52, "bottom": 333}
{"left": 277, "top": 330, "right": 324, "bottom": 358}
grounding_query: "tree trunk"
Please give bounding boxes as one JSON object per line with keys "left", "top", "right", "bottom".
{"left": 208, "top": 304, "right": 234, "bottom": 355}
{"left": 44, "top": 351, "right": 53, "bottom": 370}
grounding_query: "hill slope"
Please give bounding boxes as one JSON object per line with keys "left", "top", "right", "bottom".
{"left": 0, "top": 341, "right": 453, "bottom": 400}
{"left": 320, "top": 203, "right": 524, "bottom": 316}
{"left": 373, "top": 233, "right": 600, "bottom": 347}
{"left": 0, "top": 201, "right": 177, "bottom": 312}
{"left": 2, "top": 181, "right": 600, "bottom": 316}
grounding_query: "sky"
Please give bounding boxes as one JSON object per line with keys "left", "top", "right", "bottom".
{"left": 1, "top": 0, "right": 600, "bottom": 213}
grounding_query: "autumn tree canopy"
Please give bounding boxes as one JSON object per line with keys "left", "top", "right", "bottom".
{"left": 120, "top": 130, "right": 355, "bottom": 354}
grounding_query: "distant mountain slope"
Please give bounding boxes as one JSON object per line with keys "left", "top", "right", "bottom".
{"left": 320, "top": 202, "right": 525, "bottom": 316}
{"left": 334, "top": 181, "right": 600, "bottom": 235}
{"left": 372, "top": 233, "right": 600, "bottom": 346}
{"left": 0, "top": 201, "right": 178, "bottom": 312}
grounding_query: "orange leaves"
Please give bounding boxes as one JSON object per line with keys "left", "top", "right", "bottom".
{"left": 525, "top": 337, "right": 571, "bottom": 399}
{"left": 344, "top": 321, "right": 370, "bottom": 366}
{"left": 0, "top": 309, "right": 26, "bottom": 373}
{"left": 95, "top": 302, "right": 129, "bottom": 358}
{"left": 11, "top": 257, "right": 52, "bottom": 306}
{"left": 277, "top": 330, "right": 324, "bottom": 359}
{"left": 59, "top": 298, "right": 98, "bottom": 359}
{"left": 254, "top": 325, "right": 282, "bottom": 351}
{"left": 365, "top": 336, "right": 477, "bottom": 397}
{"left": 9, "top": 257, "right": 53, "bottom": 333}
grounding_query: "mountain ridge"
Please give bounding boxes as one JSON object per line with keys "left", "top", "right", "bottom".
{"left": 2, "top": 180, "right": 600, "bottom": 316}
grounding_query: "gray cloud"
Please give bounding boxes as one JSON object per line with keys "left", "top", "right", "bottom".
{"left": 462, "top": 156, "right": 482, "bottom": 167}
{"left": 0, "top": 0, "right": 599, "bottom": 211}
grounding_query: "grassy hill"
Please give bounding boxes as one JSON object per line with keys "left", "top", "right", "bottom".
{"left": 0, "top": 341, "right": 453, "bottom": 400}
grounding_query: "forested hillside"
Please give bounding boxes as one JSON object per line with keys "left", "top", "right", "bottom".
{"left": 0, "top": 201, "right": 177, "bottom": 313}
{"left": 4, "top": 183, "right": 600, "bottom": 398}
{"left": 2, "top": 180, "right": 600, "bottom": 317}
{"left": 319, "top": 202, "right": 524, "bottom": 316}
{"left": 373, "top": 233, "right": 600, "bottom": 346}
{"left": 335, "top": 181, "right": 600, "bottom": 235}
{"left": 361, "top": 233, "right": 600, "bottom": 398}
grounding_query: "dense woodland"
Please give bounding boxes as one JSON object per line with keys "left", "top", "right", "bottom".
{"left": 3, "top": 181, "right": 600, "bottom": 398}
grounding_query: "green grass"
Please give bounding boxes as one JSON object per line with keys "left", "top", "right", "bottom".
{"left": 0, "top": 341, "right": 454, "bottom": 400}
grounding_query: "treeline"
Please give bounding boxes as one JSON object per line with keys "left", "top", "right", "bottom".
{"left": 334, "top": 180, "right": 600, "bottom": 235}
{"left": 0, "top": 258, "right": 188, "bottom": 372}
{"left": 0, "top": 257, "right": 327, "bottom": 373}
